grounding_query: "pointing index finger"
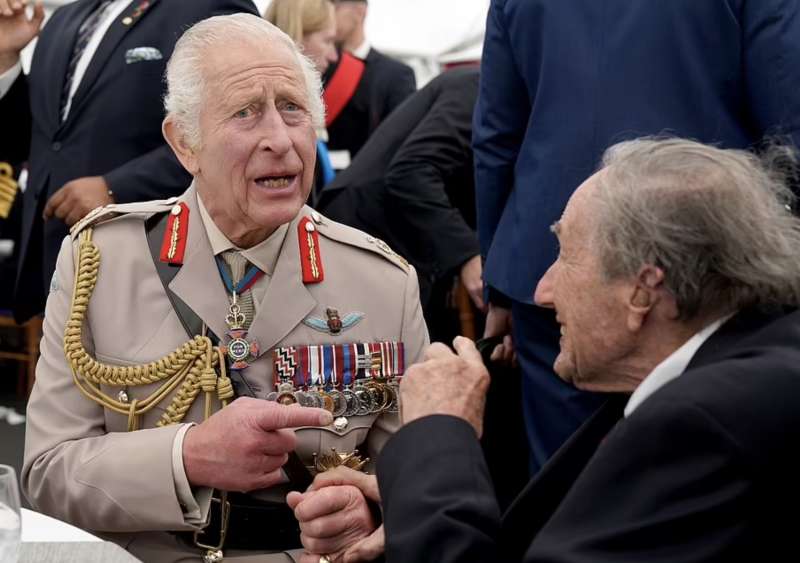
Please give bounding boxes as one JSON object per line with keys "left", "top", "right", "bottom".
{"left": 256, "top": 402, "right": 333, "bottom": 431}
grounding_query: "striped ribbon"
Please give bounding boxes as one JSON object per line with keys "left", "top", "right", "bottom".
{"left": 272, "top": 341, "right": 405, "bottom": 388}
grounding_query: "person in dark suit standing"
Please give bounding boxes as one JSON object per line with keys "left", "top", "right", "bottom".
{"left": 473, "top": 0, "right": 800, "bottom": 475}
{"left": 317, "top": 67, "right": 483, "bottom": 340}
{"left": 323, "top": 0, "right": 416, "bottom": 164}
{"left": 288, "top": 138, "right": 800, "bottom": 563}
{"left": 0, "top": 0, "right": 257, "bottom": 322}
{"left": 0, "top": 39, "right": 26, "bottom": 306}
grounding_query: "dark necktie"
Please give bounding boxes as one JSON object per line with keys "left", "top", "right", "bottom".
{"left": 60, "top": 0, "right": 115, "bottom": 122}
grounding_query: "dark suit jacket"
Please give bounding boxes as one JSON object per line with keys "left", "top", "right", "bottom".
{"left": 378, "top": 308, "right": 800, "bottom": 562}
{"left": 4, "top": 0, "right": 257, "bottom": 322}
{"left": 473, "top": 0, "right": 800, "bottom": 305}
{"left": 324, "top": 47, "right": 416, "bottom": 159}
{"left": 317, "top": 68, "right": 479, "bottom": 306}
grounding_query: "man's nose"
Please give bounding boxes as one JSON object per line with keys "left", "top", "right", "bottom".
{"left": 257, "top": 108, "right": 292, "bottom": 154}
{"left": 534, "top": 263, "right": 556, "bottom": 308}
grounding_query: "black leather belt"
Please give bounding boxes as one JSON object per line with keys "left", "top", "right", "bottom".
{"left": 180, "top": 492, "right": 302, "bottom": 552}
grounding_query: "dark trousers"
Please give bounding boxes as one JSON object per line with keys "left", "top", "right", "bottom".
{"left": 511, "top": 300, "right": 604, "bottom": 474}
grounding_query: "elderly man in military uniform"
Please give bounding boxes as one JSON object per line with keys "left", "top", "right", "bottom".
{"left": 22, "top": 13, "right": 428, "bottom": 563}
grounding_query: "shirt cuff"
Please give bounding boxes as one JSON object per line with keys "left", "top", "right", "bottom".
{"left": 172, "top": 423, "right": 212, "bottom": 526}
{"left": 0, "top": 62, "right": 21, "bottom": 100}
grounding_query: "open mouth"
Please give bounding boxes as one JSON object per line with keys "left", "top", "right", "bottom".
{"left": 254, "top": 175, "right": 296, "bottom": 189}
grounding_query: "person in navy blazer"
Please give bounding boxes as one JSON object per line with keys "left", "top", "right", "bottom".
{"left": 0, "top": 0, "right": 257, "bottom": 323}
{"left": 473, "top": 0, "right": 800, "bottom": 474}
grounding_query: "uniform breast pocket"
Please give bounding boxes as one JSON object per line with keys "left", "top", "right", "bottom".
{"left": 295, "top": 414, "right": 378, "bottom": 470}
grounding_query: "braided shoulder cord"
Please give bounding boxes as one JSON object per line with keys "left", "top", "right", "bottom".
{"left": 64, "top": 229, "right": 235, "bottom": 430}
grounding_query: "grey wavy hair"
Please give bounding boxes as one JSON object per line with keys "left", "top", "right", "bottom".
{"left": 163, "top": 13, "right": 325, "bottom": 148}
{"left": 593, "top": 137, "right": 800, "bottom": 319}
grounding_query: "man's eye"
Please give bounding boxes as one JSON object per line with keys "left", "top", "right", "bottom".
{"left": 281, "top": 102, "right": 301, "bottom": 112}
{"left": 234, "top": 107, "right": 254, "bottom": 119}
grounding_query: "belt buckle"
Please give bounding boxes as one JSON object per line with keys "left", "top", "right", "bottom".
{"left": 194, "top": 491, "right": 231, "bottom": 562}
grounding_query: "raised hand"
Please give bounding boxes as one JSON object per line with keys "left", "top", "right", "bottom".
{"left": 400, "top": 337, "right": 490, "bottom": 437}
{"left": 0, "top": 0, "right": 45, "bottom": 73}
{"left": 182, "top": 397, "right": 332, "bottom": 492}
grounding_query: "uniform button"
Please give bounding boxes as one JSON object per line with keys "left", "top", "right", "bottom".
{"left": 311, "top": 211, "right": 322, "bottom": 224}
{"left": 52, "top": 142, "right": 62, "bottom": 152}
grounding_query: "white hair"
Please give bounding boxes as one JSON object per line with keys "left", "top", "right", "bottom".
{"left": 164, "top": 13, "right": 325, "bottom": 147}
{"left": 594, "top": 137, "right": 800, "bottom": 319}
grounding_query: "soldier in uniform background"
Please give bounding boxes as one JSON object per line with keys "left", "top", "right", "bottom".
{"left": 22, "top": 14, "right": 427, "bottom": 563}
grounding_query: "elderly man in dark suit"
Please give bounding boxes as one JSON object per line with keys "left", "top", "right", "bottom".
{"left": 0, "top": 0, "right": 257, "bottom": 322}
{"left": 474, "top": 0, "right": 800, "bottom": 476}
{"left": 287, "top": 138, "right": 800, "bottom": 563}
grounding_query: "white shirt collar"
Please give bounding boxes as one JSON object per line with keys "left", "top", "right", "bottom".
{"left": 351, "top": 39, "right": 371, "bottom": 60}
{"left": 624, "top": 313, "right": 735, "bottom": 417}
{"left": 196, "top": 192, "right": 288, "bottom": 276}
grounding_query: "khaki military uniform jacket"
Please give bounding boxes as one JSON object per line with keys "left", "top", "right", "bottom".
{"left": 22, "top": 185, "right": 428, "bottom": 562}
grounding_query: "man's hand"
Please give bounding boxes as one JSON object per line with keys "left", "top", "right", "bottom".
{"left": 459, "top": 255, "right": 486, "bottom": 311}
{"left": 183, "top": 397, "right": 333, "bottom": 492}
{"left": 288, "top": 467, "right": 385, "bottom": 563}
{"left": 483, "top": 303, "right": 515, "bottom": 365}
{"left": 0, "top": 0, "right": 44, "bottom": 73}
{"left": 43, "top": 176, "right": 114, "bottom": 226}
{"left": 400, "top": 337, "right": 490, "bottom": 437}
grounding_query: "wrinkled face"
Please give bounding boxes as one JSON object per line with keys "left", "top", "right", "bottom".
{"left": 301, "top": 7, "right": 338, "bottom": 73}
{"left": 534, "top": 172, "right": 634, "bottom": 390}
{"left": 179, "top": 39, "right": 317, "bottom": 245}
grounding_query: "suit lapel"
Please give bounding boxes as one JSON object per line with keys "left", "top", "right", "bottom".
{"left": 46, "top": 0, "right": 98, "bottom": 128}
{"left": 169, "top": 186, "right": 231, "bottom": 341}
{"left": 500, "top": 396, "right": 626, "bottom": 560}
{"left": 247, "top": 212, "right": 317, "bottom": 354}
{"left": 65, "top": 0, "right": 159, "bottom": 126}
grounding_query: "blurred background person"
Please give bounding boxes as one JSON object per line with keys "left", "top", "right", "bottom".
{"left": 0, "top": 59, "right": 25, "bottom": 309}
{"left": 318, "top": 67, "right": 481, "bottom": 343}
{"left": 264, "top": 0, "right": 338, "bottom": 74}
{"left": 322, "top": 0, "right": 416, "bottom": 169}
{"left": 0, "top": 0, "right": 257, "bottom": 324}
{"left": 264, "top": 0, "right": 339, "bottom": 199}
{"left": 474, "top": 0, "right": 800, "bottom": 476}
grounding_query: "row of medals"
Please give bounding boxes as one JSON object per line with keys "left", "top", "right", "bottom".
{"left": 265, "top": 379, "right": 399, "bottom": 417}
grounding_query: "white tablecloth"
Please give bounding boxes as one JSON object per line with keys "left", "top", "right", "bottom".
{"left": 21, "top": 508, "right": 101, "bottom": 543}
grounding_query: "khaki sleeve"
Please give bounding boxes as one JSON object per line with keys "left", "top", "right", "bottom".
{"left": 364, "top": 265, "right": 430, "bottom": 462}
{"left": 21, "top": 236, "right": 199, "bottom": 533}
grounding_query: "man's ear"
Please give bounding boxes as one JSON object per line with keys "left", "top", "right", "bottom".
{"left": 163, "top": 118, "right": 200, "bottom": 175}
{"left": 626, "top": 265, "right": 666, "bottom": 331}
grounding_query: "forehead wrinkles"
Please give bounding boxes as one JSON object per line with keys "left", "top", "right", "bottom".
{"left": 217, "top": 63, "right": 305, "bottom": 97}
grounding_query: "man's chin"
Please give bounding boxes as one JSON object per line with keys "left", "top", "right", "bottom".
{"left": 553, "top": 359, "right": 578, "bottom": 387}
